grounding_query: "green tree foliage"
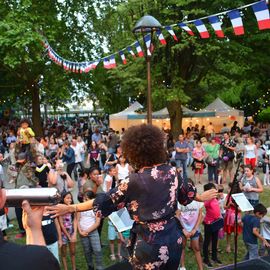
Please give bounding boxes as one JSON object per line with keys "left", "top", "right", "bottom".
{"left": 258, "top": 107, "right": 270, "bottom": 122}
{"left": 0, "top": 0, "right": 101, "bottom": 135}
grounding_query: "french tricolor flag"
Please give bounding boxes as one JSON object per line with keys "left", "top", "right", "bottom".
{"left": 208, "top": 16, "right": 225, "bottom": 38}
{"left": 144, "top": 34, "right": 152, "bottom": 56}
{"left": 252, "top": 1, "right": 270, "bottom": 30}
{"left": 103, "top": 58, "right": 110, "bottom": 69}
{"left": 228, "top": 10, "right": 244, "bottom": 35}
{"left": 194, "top": 20, "right": 210, "bottom": 38}
{"left": 135, "top": 41, "right": 144, "bottom": 57}
{"left": 165, "top": 26, "right": 178, "bottom": 41}
{"left": 119, "top": 50, "right": 127, "bottom": 64}
{"left": 109, "top": 55, "right": 116, "bottom": 68}
{"left": 127, "top": 46, "right": 136, "bottom": 58}
{"left": 178, "top": 23, "right": 194, "bottom": 36}
{"left": 84, "top": 60, "right": 99, "bottom": 72}
{"left": 156, "top": 30, "right": 166, "bottom": 45}
{"left": 63, "top": 61, "right": 68, "bottom": 70}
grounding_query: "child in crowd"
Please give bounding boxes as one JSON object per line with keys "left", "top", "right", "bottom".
{"left": 242, "top": 203, "right": 270, "bottom": 260}
{"left": 116, "top": 155, "right": 130, "bottom": 182}
{"left": 59, "top": 192, "right": 77, "bottom": 270}
{"left": 260, "top": 207, "right": 270, "bottom": 256}
{"left": 42, "top": 209, "right": 62, "bottom": 262}
{"left": 118, "top": 229, "right": 130, "bottom": 262}
{"left": 77, "top": 191, "right": 103, "bottom": 270}
{"left": 103, "top": 166, "right": 117, "bottom": 193}
{"left": 177, "top": 179, "right": 204, "bottom": 270}
{"left": 224, "top": 182, "right": 242, "bottom": 253}
{"left": 108, "top": 220, "right": 122, "bottom": 261}
{"left": 6, "top": 142, "right": 17, "bottom": 183}
{"left": 17, "top": 118, "right": 35, "bottom": 155}
{"left": 203, "top": 183, "right": 223, "bottom": 268}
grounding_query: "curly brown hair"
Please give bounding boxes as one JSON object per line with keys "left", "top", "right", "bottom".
{"left": 121, "top": 124, "right": 166, "bottom": 169}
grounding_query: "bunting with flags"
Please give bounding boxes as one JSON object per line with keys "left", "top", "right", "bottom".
{"left": 119, "top": 50, "right": 127, "bottom": 64}
{"left": 156, "top": 29, "right": 166, "bottom": 45}
{"left": 228, "top": 10, "right": 245, "bottom": 35}
{"left": 252, "top": 0, "right": 270, "bottom": 30}
{"left": 44, "top": 1, "right": 270, "bottom": 73}
{"left": 208, "top": 16, "right": 225, "bottom": 38}
{"left": 144, "top": 34, "right": 152, "bottom": 56}
{"left": 135, "top": 41, "right": 144, "bottom": 57}
{"left": 194, "top": 20, "right": 210, "bottom": 38}
{"left": 178, "top": 22, "right": 195, "bottom": 36}
{"left": 165, "top": 26, "right": 178, "bottom": 41}
{"left": 127, "top": 46, "right": 136, "bottom": 58}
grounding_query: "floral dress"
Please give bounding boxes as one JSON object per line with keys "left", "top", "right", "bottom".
{"left": 61, "top": 213, "right": 74, "bottom": 245}
{"left": 93, "top": 164, "right": 196, "bottom": 269}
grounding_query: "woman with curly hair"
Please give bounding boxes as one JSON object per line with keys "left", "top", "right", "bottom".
{"left": 47, "top": 124, "right": 217, "bottom": 270}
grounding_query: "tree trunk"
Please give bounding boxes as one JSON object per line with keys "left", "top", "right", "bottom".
{"left": 31, "top": 85, "right": 43, "bottom": 137}
{"left": 167, "top": 100, "right": 183, "bottom": 139}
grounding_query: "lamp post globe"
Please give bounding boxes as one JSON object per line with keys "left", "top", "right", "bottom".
{"left": 132, "top": 15, "right": 162, "bottom": 125}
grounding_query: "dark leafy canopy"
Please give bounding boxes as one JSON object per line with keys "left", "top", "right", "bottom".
{"left": 0, "top": 0, "right": 104, "bottom": 134}
{"left": 91, "top": 0, "right": 270, "bottom": 136}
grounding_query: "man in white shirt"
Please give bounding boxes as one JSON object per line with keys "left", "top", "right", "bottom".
{"left": 206, "top": 122, "right": 215, "bottom": 137}
{"left": 71, "top": 138, "right": 84, "bottom": 182}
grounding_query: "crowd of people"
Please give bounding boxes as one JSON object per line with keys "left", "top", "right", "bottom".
{"left": 0, "top": 118, "right": 270, "bottom": 270}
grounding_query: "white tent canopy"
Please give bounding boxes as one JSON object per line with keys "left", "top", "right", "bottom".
{"left": 200, "top": 98, "right": 244, "bottom": 117}
{"left": 109, "top": 101, "right": 143, "bottom": 120}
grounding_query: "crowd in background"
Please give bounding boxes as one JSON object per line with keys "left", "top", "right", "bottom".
{"left": 0, "top": 117, "right": 270, "bottom": 269}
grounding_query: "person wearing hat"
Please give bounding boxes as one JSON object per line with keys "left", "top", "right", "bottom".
{"left": 0, "top": 188, "right": 60, "bottom": 270}
{"left": 17, "top": 118, "right": 35, "bottom": 155}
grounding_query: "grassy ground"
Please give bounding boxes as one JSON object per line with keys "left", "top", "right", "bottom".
{"left": 5, "top": 187, "right": 270, "bottom": 270}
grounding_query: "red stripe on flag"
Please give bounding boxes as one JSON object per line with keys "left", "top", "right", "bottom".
{"left": 200, "top": 32, "right": 210, "bottom": 39}
{"left": 234, "top": 26, "right": 244, "bottom": 35}
{"left": 258, "top": 19, "right": 270, "bottom": 30}
{"left": 215, "top": 30, "right": 225, "bottom": 38}
{"left": 138, "top": 51, "right": 144, "bottom": 57}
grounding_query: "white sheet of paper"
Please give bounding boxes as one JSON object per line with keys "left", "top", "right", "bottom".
{"left": 108, "top": 208, "right": 134, "bottom": 232}
{"left": 232, "top": 193, "right": 254, "bottom": 212}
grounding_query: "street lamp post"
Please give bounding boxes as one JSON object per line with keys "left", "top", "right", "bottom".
{"left": 132, "top": 15, "right": 162, "bottom": 125}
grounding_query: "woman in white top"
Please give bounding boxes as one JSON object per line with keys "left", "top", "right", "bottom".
{"left": 116, "top": 155, "right": 132, "bottom": 182}
{"left": 77, "top": 191, "right": 103, "bottom": 270}
{"left": 244, "top": 137, "right": 257, "bottom": 169}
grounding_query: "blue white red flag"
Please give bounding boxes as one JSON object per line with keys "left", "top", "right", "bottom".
{"left": 156, "top": 30, "right": 166, "bottom": 45}
{"left": 135, "top": 41, "right": 144, "bottom": 57}
{"left": 178, "top": 23, "right": 195, "bottom": 36}
{"left": 63, "top": 61, "right": 68, "bottom": 70}
{"left": 252, "top": 1, "right": 270, "bottom": 30}
{"left": 84, "top": 60, "right": 99, "bottom": 72}
{"left": 194, "top": 20, "right": 210, "bottom": 38}
{"left": 127, "top": 46, "right": 136, "bottom": 58}
{"left": 119, "top": 50, "right": 127, "bottom": 64}
{"left": 208, "top": 16, "right": 225, "bottom": 38}
{"left": 144, "top": 34, "right": 152, "bottom": 56}
{"left": 109, "top": 55, "right": 116, "bottom": 68}
{"left": 228, "top": 10, "right": 244, "bottom": 35}
{"left": 165, "top": 26, "right": 178, "bottom": 41}
{"left": 103, "top": 57, "right": 112, "bottom": 69}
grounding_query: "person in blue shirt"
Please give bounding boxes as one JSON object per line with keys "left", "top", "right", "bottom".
{"left": 60, "top": 141, "right": 75, "bottom": 178}
{"left": 242, "top": 203, "right": 270, "bottom": 260}
{"left": 174, "top": 134, "right": 189, "bottom": 179}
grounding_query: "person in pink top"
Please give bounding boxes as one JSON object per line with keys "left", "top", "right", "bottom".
{"left": 192, "top": 140, "right": 206, "bottom": 184}
{"left": 203, "top": 183, "right": 223, "bottom": 268}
